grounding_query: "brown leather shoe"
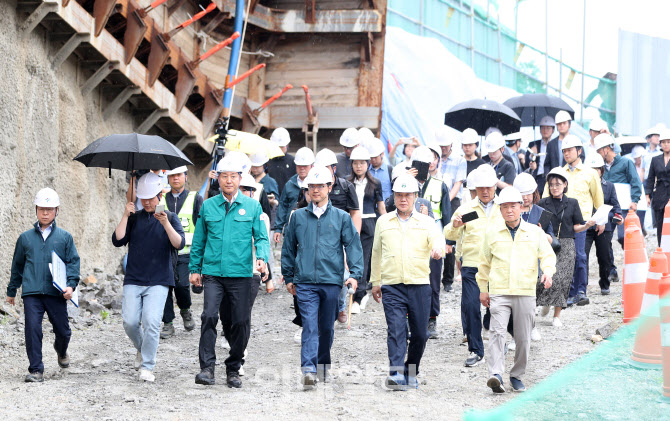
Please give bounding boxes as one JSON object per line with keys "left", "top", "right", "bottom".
{"left": 337, "top": 311, "right": 348, "bottom": 324}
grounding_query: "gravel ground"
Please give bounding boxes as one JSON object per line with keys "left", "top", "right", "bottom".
{"left": 0, "top": 235, "right": 654, "bottom": 421}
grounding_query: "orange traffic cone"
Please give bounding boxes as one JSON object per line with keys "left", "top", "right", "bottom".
{"left": 630, "top": 249, "right": 667, "bottom": 367}
{"left": 661, "top": 203, "right": 670, "bottom": 261}
{"left": 660, "top": 273, "right": 670, "bottom": 400}
{"left": 625, "top": 209, "right": 641, "bottom": 231}
{"left": 624, "top": 225, "right": 648, "bottom": 323}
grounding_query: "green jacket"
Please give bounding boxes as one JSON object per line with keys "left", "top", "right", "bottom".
{"left": 189, "top": 192, "right": 269, "bottom": 278}
{"left": 8, "top": 221, "right": 80, "bottom": 298}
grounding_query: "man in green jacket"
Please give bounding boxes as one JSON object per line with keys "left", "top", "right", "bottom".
{"left": 281, "top": 165, "right": 364, "bottom": 390}
{"left": 6, "top": 188, "right": 80, "bottom": 383}
{"left": 189, "top": 155, "right": 269, "bottom": 388}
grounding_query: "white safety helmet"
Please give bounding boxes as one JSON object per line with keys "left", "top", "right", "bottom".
{"left": 315, "top": 148, "right": 338, "bottom": 167}
{"left": 589, "top": 119, "right": 606, "bottom": 132}
{"left": 513, "top": 173, "right": 538, "bottom": 195}
{"left": 34, "top": 187, "right": 60, "bottom": 207}
{"left": 485, "top": 132, "right": 505, "bottom": 152}
{"left": 506, "top": 131, "right": 522, "bottom": 141}
{"left": 435, "top": 126, "right": 454, "bottom": 147}
{"left": 350, "top": 146, "right": 371, "bottom": 161}
{"left": 586, "top": 153, "right": 605, "bottom": 168}
{"left": 304, "top": 165, "right": 333, "bottom": 185}
{"left": 166, "top": 166, "right": 187, "bottom": 176}
{"left": 555, "top": 110, "right": 572, "bottom": 124}
{"left": 547, "top": 166, "right": 569, "bottom": 183}
{"left": 461, "top": 128, "right": 479, "bottom": 145}
{"left": 427, "top": 143, "right": 441, "bottom": 160}
{"left": 216, "top": 154, "right": 244, "bottom": 173}
{"left": 539, "top": 116, "right": 555, "bottom": 127}
{"left": 631, "top": 145, "right": 646, "bottom": 159}
{"left": 594, "top": 133, "right": 615, "bottom": 151}
{"left": 224, "top": 151, "right": 252, "bottom": 174}
{"left": 561, "top": 134, "right": 583, "bottom": 150}
{"left": 495, "top": 186, "right": 524, "bottom": 205}
{"left": 410, "top": 145, "right": 434, "bottom": 164}
{"left": 270, "top": 127, "right": 291, "bottom": 147}
{"left": 393, "top": 174, "right": 419, "bottom": 193}
{"left": 391, "top": 163, "right": 410, "bottom": 181}
{"left": 485, "top": 127, "right": 502, "bottom": 137}
{"left": 295, "top": 147, "right": 316, "bottom": 166}
{"left": 465, "top": 169, "right": 479, "bottom": 191}
{"left": 660, "top": 130, "right": 670, "bottom": 142}
{"left": 239, "top": 173, "right": 258, "bottom": 190}
{"left": 475, "top": 165, "right": 498, "bottom": 188}
{"left": 358, "top": 127, "right": 375, "bottom": 139}
{"left": 646, "top": 126, "right": 661, "bottom": 138}
{"left": 367, "top": 138, "right": 386, "bottom": 157}
{"left": 136, "top": 172, "right": 164, "bottom": 199}
{"left": 249, "top": 151, "right": 269, "bottom": 167}
{"left": 340, "top": 128, "right": 361, "bottom": 148}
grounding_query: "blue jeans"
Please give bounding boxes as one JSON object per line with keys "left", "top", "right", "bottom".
{"left": 461, "top": 267, "right": 484, "bottom": 357}
{"left": 295, "top": 283, "right": 340, "bottom": 374}
{"left": 570, "top": 231, "right": 587, "bottom": 297}
{"left": 24, "top": 295, "right": 71, "bottom": 374}
{"left": 122, "top": 285, "right": 169, "bottom": 371}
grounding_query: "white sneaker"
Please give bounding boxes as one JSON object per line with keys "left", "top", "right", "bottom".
{"left": 531, "top": 327, "right": 541, "bottom": 341}
{"left": 508, "top": 338, "right": 516, "bottom": 352}
{"left": 540, "top": 306, "right": 550, "bottom": 317}
{"left": 293, "top": 328, "right": 302, "bottom": 344}
{"left": 238, "top": 365, "right": 245, "bottom": 376}
{"left": 138, "top": 369, "right": 155, "bottom": 382}
{"left": 350, "top": 302, "right": 361, "bottom": 314}
{"left": 243, "top": 348, "right": 248, "bottom": 359}
{"left": 552, "top": 317, "right": 563, "bottom": 327}
{"left": 134, "top": 351, "right": 142, "bottom": 371}
{"left": 482, "top": 328, "right": 489, "bottom": 341}
{"left": 360, "top": 294, "right": 370, "bottom": 310}
{"left": 220, "top": 336, "right": 230, "bottom": 350}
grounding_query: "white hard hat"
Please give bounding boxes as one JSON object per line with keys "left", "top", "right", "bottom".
{"left": 513, "top": 173, "right": 538, "bottom": 195}
{"left": 367, "top": 138, "right": 386, "bottom": 157}
{"left": 249, "top": 150, "right": 269, "bottom": 166}
{"left": 216, "top": 155, "right": 243, "bottom": 173}
{"left": 392, "top": 163, "right": 410, "bottom": 180}
{"left": 270, "top": 127, "right": 290, "bottom": 147}
{"left": 304, "top": 165, "right": 333, "bottom": 185}
{"left": 239, "top": 173, "right": 258, "bottom": 190}
{"left": 555, "top": 110, "right": 572, "bottom": 124}
{"left": 295, "top": 147, "right": 316, "bottom": 166}
{"left": 427, "top": 143, "right": 441, "bottom": 160}
{"left": 631, "top": 145, "right": 646, "bottom": 159}
{"left": 340, "top": 128, "right": 361, "bottom": 148}
{"left": 539, "top": 116, "right": 555, "bottom": 127}
{"left": 225, "top": 151, "right": 252, "bottom": 174}
{"left": 547, "top": 166, "right": 569, "bottom": 183}
{"left": 594, "top": 133, "right": 615, "bottom": 151}
{"left": 393, "top": 174, "right": 419, "bottom": 193}
{"left": 485, "top": 132, "right": 505, "bottom": 152}
{"left": 34, "top": 187, "right": 60, "bottom": 207}
{"left": 485, "top": 127, "right": 502, "bottom": 137}
{"left": 166, "top": 166, "right": 187, "bottom": 176}
{"left": 136, "top": 172, "right": 164, "bottom": 199}
{"left": 434, "top": 126, "right": 453, "bottom": 147}
{"left": 506, "top": 132, "right": 522, "bottom": 141}
{"left": 589, "top": 119, "right": 606, "bottom": 132}
{"left": 561, "top": 134, "right": 583, "bottom": 150}
{"left": 350, "top": 146, "right": 371, "bottom": 161}
{"left": 358, "top": 127, "right": 375, "bottom": 139}
{"left": 461, "top": 128, "right": 479, "bottom": 145}
{"left": 646, "top": 126, "right": 661, "bottom": 138}
{"left": 315, "top": 148, "right": 338, "bottom": 167}
{"left": 410, "top": 145, "right": 434, "bottom": 164}
{"left": 660, "top": 130, "right": 670, "bottom": 142}
{"left": 495, "top": 187, "right": 524, "bottom": 205}
{"left": 587, "top": 153, "right": 605, "bottom": 168}
{"left": 475, "top": 164, "right": 498, "bottom": 188}
{"left": 465, "top": 169, "right": 479, "bottom": 191}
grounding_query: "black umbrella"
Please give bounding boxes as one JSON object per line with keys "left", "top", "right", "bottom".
{"left": 444, "top": 99, "right": 521, "bottom": 135}
{"left": 503, "top": 94, "right": 574, "bottom": 127}
{"left": 73, "top": 133, "right": 193, "bottom": 176}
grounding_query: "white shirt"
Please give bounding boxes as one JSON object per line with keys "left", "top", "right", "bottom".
{"left": 537, "top": 139, "right": 549, "bottom": 175}
{"left": 223, "top": 191, "right": 238, "bottom": 205}
{"left": 396, "top": 210, "right": 413, "bottom": 232}
{"left": 313, "top": 203, "right": 328, "bottom": 219}
{"left": 39, "top": 223, "right": 53, "bottom": 241}
{"left": 353, "top": 177, "right": 369, "bottom": 217}
{"left": 297, "top": 176, "right": 307, "bottom": 189}
{"left": 479, "top": 199, "right": 495, "bottom": 217}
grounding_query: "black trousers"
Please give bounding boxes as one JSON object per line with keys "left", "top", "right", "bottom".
{"left": 354, "top": 217, "right": 376, "bottom": 304}
{"left": 585, "top": 229, "right": 614, "bottom": 290}
{"left": 199, "top": 275, "right": 251, "bottom": 374}
{"left": 656, "top": 207, "right": 665, "bottom": 246}
{"left": 429, "top": 257, "right": 443, "bottom": 318}
{"left": 24, "top": 295, "right": 71, "bottom": 374}
{"left": 163, "top": 255, "right": 192, "bottom": 323}
{"left": 220, "top": 275, "right": 261, "bottom": 344}
{"left": 443, "top": 198, "right": 460, "bottom": 286}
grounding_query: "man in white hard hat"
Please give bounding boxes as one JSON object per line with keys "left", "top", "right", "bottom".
{"left": 477, "top": 187, "right": 556, "bottom": 394}
{"left": 642, "top": 126, "right": 662, "bottom": 182}
{"left": 189, "top": 155, "right": 269, "bottom": 388}
{"left": 505, "top": 132, "right": 523, "bottom": 174}
{"left": 367, "top": 138, "right": 394, "bottom": 201}
{"left": 371, "top": 174, "right": 444, "bottom": 390}
{"left": 281, "top": 165, "right": 363, "bottom": 390}
{"left": 7, "top": 188, "right": 80, "bottom": 383}
{"left": 586, "top": 118, "right": 608, "bottom": 158}
{"left": 336, "top": 128, "right": 362, "bottom": 178}
{"left": 484, "top": 132, "right": 516, "bottom": 192}
{"left": 445, "top": 165, "right": 504, "bottom": 367}
{"left": 126, "top": 169, "right": 170, "bottom": 211}
{"left": 543, "top": 134, "right": 604, "bottom": 306}
{"left": 113, "top": 172, "right": 186, "bottom": 383}
{"left": 525, "top": 115, "right": 555, "bottom": 193}
{"left": 267, "top": 127, "right": 296, "bottom": 196}
{"left": 545, "top": 111, "right": 585, "bottom": 173}
{"left": 158, "top": 166, "right": 203, "bottom": 339}
{"left": 273, "top": 147, "right": 316, "bottom": 243}
{"left": 250, "top": 151, "right": 279, "bottom": 209}
{"left": 461, "top": 128, "right": 486, "bottom": 176}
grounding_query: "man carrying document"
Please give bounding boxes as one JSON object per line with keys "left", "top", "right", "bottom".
{"left": 6, "top": 188, "right": 80, "bottom": 383}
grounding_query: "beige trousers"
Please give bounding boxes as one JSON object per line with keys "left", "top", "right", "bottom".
{"left": 487, "top": 295, "right": 535, "bottom": 380}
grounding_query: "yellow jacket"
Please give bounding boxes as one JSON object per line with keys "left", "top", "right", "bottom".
{"left": 476, "top": 220, "right": 556, "bottom": 296}
{"left": 444, "top": 200, "right": 504, "bottom": 268}
{"left": 370, "top": 211, "right": 445, "bottom": 287}
{"left": 543, "top": 163, "right": 604, "bottom": 220}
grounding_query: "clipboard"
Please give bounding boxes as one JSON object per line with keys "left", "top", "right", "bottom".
{"left": 50, "top": 251, "right": 79, "bottom": 307}
{"left": 538, "top": 209, "right": 553, "bottom": 231}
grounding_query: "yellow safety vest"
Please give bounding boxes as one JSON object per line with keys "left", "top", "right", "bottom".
{"left": 160, "top": 191, "right": 197, "bottom": 255}
{"left": 422, "top": 176, "right": 443, "bottom": 219}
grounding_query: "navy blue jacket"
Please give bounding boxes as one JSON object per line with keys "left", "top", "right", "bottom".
{"left": 112, "top": 210, "right": 184, "bottom": 287}
{"left": 274, "top": 173, "right": 302, "bottom": 233}
{"left": 589, "top": 179, "right": 621, "bottom": 232}
{"left": 8, "top": 221, "right": 80, "bottom": 298}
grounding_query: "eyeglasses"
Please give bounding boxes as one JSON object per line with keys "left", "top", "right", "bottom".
{"left": 308, "top": 184, "right": 328, "bottom": 191}
{"left": 548, "top": 183, "right": 564, "bottom": 188}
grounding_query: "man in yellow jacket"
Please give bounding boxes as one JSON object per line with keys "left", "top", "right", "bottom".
{"left": 477, "top": 187, "right": 556, "bottom": 393}
{"left": 371, "top": 174, "right": 445, "bottom": 390}
{"left": 444, "top": 164, "right": 503, "bottom": 368}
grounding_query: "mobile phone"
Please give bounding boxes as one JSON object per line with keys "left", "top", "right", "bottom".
{"left": 411, "top": 160, "right": 430, "bottom": 181}
{"left": 155, "top": 204, "right": 165, "bottom": 214}
{"left": 461, "top": 211, "right": 479, "bottom": 223}
{"left": 539, "top": 209, "right": 553, "bottom": 230}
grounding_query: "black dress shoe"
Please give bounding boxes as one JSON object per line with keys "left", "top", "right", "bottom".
{"left": 195, "top": 366, "right": 215, "bottom": 385}
{"left": 227, "top": 371, "right": 242, "bottom": 388}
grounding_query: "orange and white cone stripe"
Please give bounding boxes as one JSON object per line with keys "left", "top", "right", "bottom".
{"left": 624, "top": 225, "right": 648, "bottom": 323}
{"left": 660, "top": 274, "right": 670, "bottom": 400}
